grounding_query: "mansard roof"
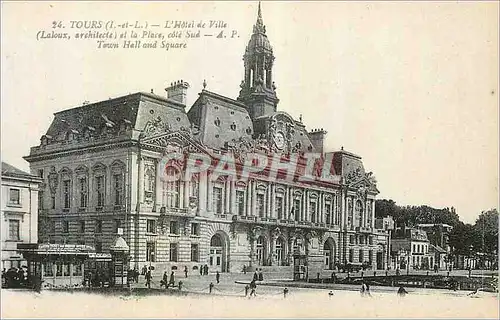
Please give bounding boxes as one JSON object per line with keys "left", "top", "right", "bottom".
{"left": 188, "top": 89, "right": 254, "bottom": 150}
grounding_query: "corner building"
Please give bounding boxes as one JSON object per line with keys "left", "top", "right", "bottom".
{"left": 25, "top": 5, "right": 390, "bottom": 275}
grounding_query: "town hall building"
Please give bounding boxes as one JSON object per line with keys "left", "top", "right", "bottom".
{"left": 25, "top": 4, "right": 390, "bottom": 275}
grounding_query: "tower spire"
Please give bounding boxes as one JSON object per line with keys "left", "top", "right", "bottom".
{"left": 237, "top": 1, "right": 279, "bottom": 119}
{"left": 254, "top": 1, "right": 266, "bottom": 34}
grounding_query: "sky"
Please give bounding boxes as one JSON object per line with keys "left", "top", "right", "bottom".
{"left": 1, "top": 1, "right": 498, "bottom": 223}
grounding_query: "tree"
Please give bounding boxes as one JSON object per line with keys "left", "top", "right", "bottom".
{"left": 473, "top": 209, "right": 499, "bottom": 257}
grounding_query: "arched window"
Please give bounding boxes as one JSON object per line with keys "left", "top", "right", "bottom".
{"left": 163, "top": 166, "right": 180, "bottom": 208}
{"left": 355, "top": 200, "right": 363, "bottom": 228}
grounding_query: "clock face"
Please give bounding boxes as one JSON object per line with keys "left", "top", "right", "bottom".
{"left": 274, "top": 131, "right": 285, "bottom": 150}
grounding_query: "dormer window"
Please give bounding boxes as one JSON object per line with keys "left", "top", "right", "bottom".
{"left": 246, "top": 127, "right": 252, "bottom": 135}
{"left": 230, "top": 123, "right": 237, "bottom": 131}
{"left": 214, "top": 118, "right": 221, "bottom": 127}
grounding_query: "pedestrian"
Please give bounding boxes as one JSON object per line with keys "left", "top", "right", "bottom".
{"left": 328, "top": 290, "right": 334, "bottom": 298}
{"left": 253, "top": 270, "right": 258, "bottom": 281}
{"left": 243, "top": 265, "right": 247, "bottom": 274}
{"left": 258, "top": 269, "right": 263, "bottom": 281}
{"left": 142, "top": 265, "right": 147, "bottom": 275}
{"left": 184, "top": 266, "right": 188, "bottom": 278}
{"left": 216, "top": 271, "right": 220, "bottom": 284}
{"left": 283, "top": 287, "right": 289, "bottom": 298}
{"left": 204, "top": 264, "right": 209, "bottom": 276}
{"left": 468, "top": 266, "right": 472, "bottom": 278}
{"left": 178, "top": 280, "right": 183, "bottom": 291}
{"left": 209, "top": 282, "right": 214, "bottom": 294}
{"left": 134, "top": 268, "right": 139, "bottom": 283}
{"left": 169, "top": 271, "right": 175, "bottom": 287}
{"left": 145, "top": 269, "right": 152, "bottom": 289}
{"left": 360, "top": 282, "right": 366, "bottom": 297}
{"left": 199, "top": 265, "right": 203, "bottom": 276}
{"left": 249, "top": 279, "right": 257, "bottom": 297}
{"left": 161, "top": 271, "right": 168, "bottom": 289}
{"left": 365, "top": 283, "right": 372, "bottom": 297}
{"left": 245, "top": 284, "right": 250, "bottom": 296}
{"left": 397, "top": 285, "right": 408, "bottom": 297}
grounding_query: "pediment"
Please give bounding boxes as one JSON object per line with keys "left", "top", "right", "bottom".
{"left": 141, "top": 131, "right": 208, "bottom": 155}
{"left": 349, "top": 176, "right": 379, "bottom": 194}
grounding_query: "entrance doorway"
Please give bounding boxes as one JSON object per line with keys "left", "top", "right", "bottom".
{"left": 323, "top": 238, "right": 335, "bottom": 270}
{"left": 209, "top": 234, "right": 226, "bottom": 272}
{"left": 275, "top": 237, "right": 285, "bottom": 266}
{"left": 256, "top": 236, "right": 267, "bottom": 266}
{"left": 376, "top": 252, "right": 384, "bottom": 270}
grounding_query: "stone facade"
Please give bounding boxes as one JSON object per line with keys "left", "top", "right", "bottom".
{"left": 1, "top": 162, "right": 42, "bottom": 269}
{"left": 24, "top": 4, "right": 390, "bottom": 274}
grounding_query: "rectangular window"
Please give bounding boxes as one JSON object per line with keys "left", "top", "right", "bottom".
{"left": 349, "top": 235, "right": 355, "bottom": 244}
{"left": 256, "top": 194, "right": 265, "bottom": 217}
{"left": 63, "top": 264, "right": 70, "bottom": 276}
{"left": 191, "top": 244, "right": 199, "bottom": 262}
{"left": 275, "top": 196, "right": 283, "bottom": 219}
{"left": 62, "top": 221, "right": 69, "bottom": 233}
{"left": 213, "top": 187, "right": 223, "bottom": 213}
{"left": 9, "top": 220, "right": 20, "bottom": 240}
{"left": 77, "top": 239, "right": 85, "bottom": 245}
{"left": 325, "top": 203, "right": 331, "bottom": 224}
{"left": 309, "top": 201, "right": 316, "bottom": 222}
{"left": 349, "top": 249, "right": 354, "bottom": 263}
{"left": 51, "top": 196, "right": 56, "bottom": 209}
{"left": 9, "top": 188, "right": 20, "bottom": 205}
{"left": 190, "top": 179, "right": 199, "bottom": 198}
{"left": 79, "top": 177, "right": 88, "bottom": 208}
{"left": 96, "top": 175, "right": 105, "bottom": 207}
{"left": 191, "top": 223, "right": 200, "bottom": 236}
{"left": 38, "top": 191, "right": 44, "bottom": 210}
{"left": 73, "top": 264, "right": 83, "bottom": 276}
{"left": 79, "top": 220, "right": 85, "bottom": 233}
{"left": 113, "top": 174, "right": 123, "bottom": 206}
{"left": 360, "top": 236, "right": 365, "bottom": 245}
{"left": 95, "top": 241, "right": 102, "bottom": 253}
{"left": 369, "top": 250, "right": 373, "bottom": 264}
{"left": 146, "top": 242, "right": 156, "bottom": 262}
{"left": 293, "top": 199, "right": 301, "bottom": 221}
{"left": 38, "top": 169, "right": 44, "bottom": 178}
{"left": 56, "top": 263, "right": 63, "bottom": 276}
{"left": 236, "top": 190, "right": 245, "bottom": 215}
{"left": 62, "top": 180, "right": 71, "bottom": 208}
{"left": 170, "top": 220, "right": 179, "bottom": 235}
{"left": 369, "top": 236, "right": 373, "bottom": 245}
{"left": 169, "top": 243, "right": 178, "bottom": 262}
{"left": 43, "top": 262, "right": 54, "bottom": 276}
{"left": 95, "top": 220, "right": 102, "bottom": 233}
{"left": 359, "top": 249, "right": 364, "bottom": 263}
{"left": 412, "top": 244, "right": 416, "bottom": 253}
{"left": 147, "top": 219, "right": 156, "bottom": 234}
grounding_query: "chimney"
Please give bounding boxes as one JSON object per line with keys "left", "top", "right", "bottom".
{"left": 165, "top": 80, "right": 190, "bottom": 105}
{"left": 308, "top": 128, "right": 327, "bottom": 153}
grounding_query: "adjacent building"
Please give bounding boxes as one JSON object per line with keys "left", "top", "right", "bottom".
{"left": 24, "top": 4, "right": 390, "bottom": 275}
{"left": 417, "top": 223, "right": 453, "bottom": 270}
{"left": 391, "top": 226, "right": 432, "bottom": 270}
{"left": 1, "top": 162, "right": 42, "bottom": 269}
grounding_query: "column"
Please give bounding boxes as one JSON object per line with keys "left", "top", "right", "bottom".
{"left": 179, "top": 181, "right": 185, "bottom": 209}
{"left": 246, "top": 181, "right": 252, "bottom": 216}
{"left": 198, "top": 173, "right": 207, "bottom": 213}
{"left": 270, "top": 184, "right": 276, "bottom": 219}
{"left": 138, "top": 156, "right": 145, "bottom": 204}
{"left": 251, "top": 180, "right": 257, "bottom": 216}
{"left": 266, "top": 184, "right": 271, "bottom": 218}
{"left": 371, "top": 200, "right": 376, "bottom": 228}
{"left": 207, "top": 175, "right": 213, "bottom": 212}
{"left": 230, "top": 180, "right": 236, "bottom": 214}
{"left": 183, "top": 180, "right": 190, "bottom": 208}
{"left": 155, "top": 159, "right": 162, "bottom": 208}
{"left": 224, "top": 180, "right": 230, "bottom": 213}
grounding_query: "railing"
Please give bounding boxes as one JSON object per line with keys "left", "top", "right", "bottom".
{"left": 355, "top": 226, "right": 373, "bottom": 233}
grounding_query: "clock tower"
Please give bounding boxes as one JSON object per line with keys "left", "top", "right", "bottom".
{"left": 237, "top": 2, "right": 279, "bottom": 120}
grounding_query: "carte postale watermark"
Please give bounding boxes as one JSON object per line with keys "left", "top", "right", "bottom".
{"left": 157, "top": 151, "right": 342, "bottom": 184}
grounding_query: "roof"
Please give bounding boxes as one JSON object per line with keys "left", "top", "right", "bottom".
{"left": 1, "top": 162, "right": 40, "bottom": 180}
{"left": 429, "top": 243, "right": 447, "bottom": 254}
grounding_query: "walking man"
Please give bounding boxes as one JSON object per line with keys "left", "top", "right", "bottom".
{"left": 145, "top": 269, "right": 152, "bottom": 289}
{"left": 209, "top": 282, "right": 214, "bottom": 294}
{"left": 161, "top": 271, "right": 168, "bottom": 289}
{"left": 169, "top": 271, "right": 175, "bottom": 288}
{"left": 216, "top": 271, "right": 220, "bottom": 284}
{"left": 184, "top": 266, "right": 189, "bottom": 278}
{"left": 199, "top": 265, "right": 203, "bottom": 276}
